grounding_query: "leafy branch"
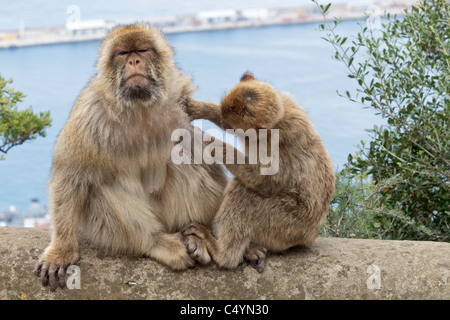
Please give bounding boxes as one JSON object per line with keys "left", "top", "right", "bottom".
{"left": 314, "top": 0, "right": 449, "bottom": 241}
{"left": 0, "top": 74, "right": 52, "bottom": 159}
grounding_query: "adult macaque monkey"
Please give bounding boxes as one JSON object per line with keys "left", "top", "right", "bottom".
{"left": 35, "top": 24, "right": 227, "bottom": 290}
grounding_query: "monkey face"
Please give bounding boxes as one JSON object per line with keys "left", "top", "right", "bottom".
{"left": 115, "top": 46, "right": 158, "bottom": 101}
{"left": 98, "top": 24, "right": 174, "bottom": 105}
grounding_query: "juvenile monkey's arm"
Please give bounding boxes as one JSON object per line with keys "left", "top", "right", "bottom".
{"left": 221, "top": 142, "right": 277, "bottom": 195}
{"left": 184, "top": 96, "right": 224, "bottom": 128}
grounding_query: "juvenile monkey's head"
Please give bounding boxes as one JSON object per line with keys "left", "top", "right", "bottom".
{"left": 221, "top": 73, "right": 284, "bottom": 131}
{"left": 97, "top": 23, "right": 175, "bottom": 106}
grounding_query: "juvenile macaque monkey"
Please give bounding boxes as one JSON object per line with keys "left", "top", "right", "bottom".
{"left": 35, "top": 23, "right": 228, "bottom": 290}
{"left": 183, "top": 73, "right": 335, "bottom": 272}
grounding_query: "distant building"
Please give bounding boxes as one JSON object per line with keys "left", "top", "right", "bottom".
{"left": 196, "top": 10, "right": 238, "bottom": 24}
{"left": 28, "top": 198, "right": 46, "bottom": 217}
{"left": 23, "top": 199, "right": 51, "bottom": 229}
{"left": 0, "top": 206, "right": 22, "bottom": 227}
{"left": 23, "top": 215, "right": 51, "bottom": 229}
{"left": 66, "top": 19, "right": 108, "bottom": 35}
{"left": 145, "top": 15, "right": 178, "bottom": 28}
{"left": 240, "top": 8, "right": 269, "bottom": 20}
{"left": 0, "top": 210, "right": 6, "bottom": 227}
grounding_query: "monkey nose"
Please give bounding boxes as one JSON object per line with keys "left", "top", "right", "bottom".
{"left": 128, "top": 58, "right": 141, "bottom": 66}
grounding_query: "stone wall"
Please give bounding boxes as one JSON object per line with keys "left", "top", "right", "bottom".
{"left": 0, "top": 227, "right": 448, "bottom": 300}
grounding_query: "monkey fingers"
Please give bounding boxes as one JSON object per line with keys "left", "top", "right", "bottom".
{"left": 182, "top": 223, "right": 219, "bottom": 258}
{"left": 35, "top": 261, "right": 69, "bottom": 290}
{"left": 244, "top": 245, "right": 268, "bottom": 273}
{"left": 35, "top": 251, "right": 79, "bottom": 290}
{"left": 182, "top": 223, "right": 209, "bottom": 240}
{"left": 183, "top": 235, "right": 211, "bottom": 265}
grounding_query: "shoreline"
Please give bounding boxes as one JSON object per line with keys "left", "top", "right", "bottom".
{"left": 0, "top": 3, "right": 413, "bottom": 49}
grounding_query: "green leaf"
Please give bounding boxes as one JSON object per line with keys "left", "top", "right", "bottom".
{"left": 322, "top": 3, "right": 332, "bottom": 15}
{"left": 348, "top": 56, "right": 354, "bottom": 67}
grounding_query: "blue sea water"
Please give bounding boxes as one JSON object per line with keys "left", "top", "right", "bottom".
{"left": 0, "top": 17, "right": 381, "bottom": 213}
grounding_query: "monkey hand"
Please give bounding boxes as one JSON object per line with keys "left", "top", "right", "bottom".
{"left": 182, "top": 222, "right": 211, "bottom": 241}
{"left": 34, "top": 246, "right": 79, "bottom": 291}
{"left": 182, "top": 234, "right": 211, "bottom": 265}
{"left": 182, "top": 223, "right": 216, "bottom": 265}
{"left": 244, "top": 244, "right": 267, "bottom": 273}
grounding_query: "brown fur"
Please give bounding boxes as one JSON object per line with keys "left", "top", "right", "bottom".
{"left": 35, "top": 24, "right": 227, "bottom": 290}
{"left": 183, "top": 72, "right": 335, "bottom": 272}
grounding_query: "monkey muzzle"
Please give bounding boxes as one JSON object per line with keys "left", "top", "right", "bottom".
{"left": 119, "top": 75, "right": 159, "bottom": 101}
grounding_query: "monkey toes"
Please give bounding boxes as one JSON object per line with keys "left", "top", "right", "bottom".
{"left": 182, "top": 223, "right": 209, "bottom": 240}
{"left": 183, "top": 235, "right": 211, "bottom": 265}
{"left": 34, "top": 251, "right": 79, "bottom": 291}
{"left": 182, "top": 224, "right": 214, "bottom": 266}
{"left": 34, "top": 261, "right": 66, "bottom": 290}
{"left": 244, "top": 245, "right": 267, "bottom": 273}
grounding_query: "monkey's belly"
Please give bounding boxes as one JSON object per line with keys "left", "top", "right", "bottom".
{"left": 79, "top": 180, "right": 162, "bottom": 256}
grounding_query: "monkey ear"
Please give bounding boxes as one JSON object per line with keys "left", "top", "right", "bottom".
{"left": 240, "top": 72, "right": 255, "bottom": 82}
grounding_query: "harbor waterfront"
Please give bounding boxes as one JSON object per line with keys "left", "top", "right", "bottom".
{"left": 0, "top": 1, "right": 414, "bottom": 49}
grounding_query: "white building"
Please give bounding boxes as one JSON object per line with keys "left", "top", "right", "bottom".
{"left": 66, "top": 19, "right": 108, "bottom": 35}
{"left": 196, "top": 10, "right": 238, "bottom": 24}
{"left": 240, "top": 8, "right": 269, "bottom": 20}
{"left": 23, "top": 214, "right": 51, "bottom": 229}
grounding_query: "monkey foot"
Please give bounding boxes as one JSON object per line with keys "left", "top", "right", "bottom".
{"left": 183, "top": 234, "right": 211, "bottom": 265}
{"left": 34, "top": 252, "right": 79, "bottom": 291}
{"left": 244, "top": 244, "right": 267, "bottom": 273}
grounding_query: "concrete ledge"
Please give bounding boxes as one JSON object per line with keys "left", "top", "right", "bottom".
{"left": 0, "top": 227, "right": 448, "bottom": 300}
